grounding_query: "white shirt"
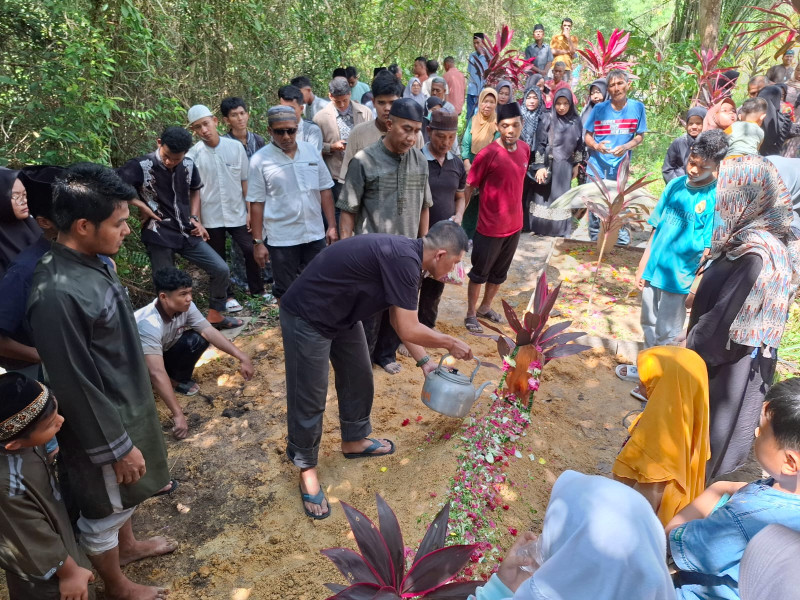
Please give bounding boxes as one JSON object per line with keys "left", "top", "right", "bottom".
{"left": 187, "top": 136, "right": 249, "bottom": 228}
{"left": 246, "top": 141, "right": 335, "bottom": 247}
{"left": 135, "top": 299, "right": 211, "bottom": 355}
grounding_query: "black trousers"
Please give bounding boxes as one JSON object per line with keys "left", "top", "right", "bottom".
{"left": 418, "top": 277, "right": 446, "bottom": 329}
{"left": 163, "top": 330, "right": 209, "bottom": 384}
{"left": 267, "top": 239, "right": 326, "bottom": 298}
{"left": 280, "top": 310, "right": 373, "bottom": 469}
{"left": 207, "top": 225, "right": 264, "bottom": 296}
{"left": 363, "top": 309, "right": 401, "bottom": 367}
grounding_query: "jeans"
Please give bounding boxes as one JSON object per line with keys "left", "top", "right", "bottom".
{"left": 418, "top": 277, "right": 445, "bottom": 329}
{"left": 280, "top": 310, "right": 374, "bottom": 469}
{"left": 267, "top": 239, "right": 326, "bottom": 298}
{"left": 466, "top": 94, "right": 478, "bottom": 122}
{"left": 587, "top": 211, "right": 630, "bottom": 246}
{"left": 163, "top": 330, "right": 209, "bottom": 384}
{"left": 640, "top": 283, "right": 687, "bottom": 348}
{"left": 363, "top": 309, "right": 401, "bottom": 367}
{"left": 147, "top": 239, "right": 230, "bottom": 312}
{"left": 207, "top": 225, "right": 264, "bottom": 296}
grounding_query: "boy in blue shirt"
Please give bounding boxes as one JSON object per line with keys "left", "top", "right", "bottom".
{"left": 666, "top": 377, "right": 800, "bottom": 600}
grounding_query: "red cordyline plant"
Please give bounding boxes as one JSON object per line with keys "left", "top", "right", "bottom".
{"left": 681, "top": 45, "right": 738, "bottom": 108}
{"left": 471, "top": 272, "right": 590, "bottom": 401}
{"left": 322, "top": 495, "right": 481, "bottom": 599}
{"left": 576, "top": 29, "right": 634, "bottom": 77}
{"left": 470, "top": 25, "right": 534, "bottom": 90}
{"left": 735, "top": 0, "right": 800, "bottom": 59}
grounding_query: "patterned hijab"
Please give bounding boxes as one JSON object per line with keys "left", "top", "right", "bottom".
{"left": 520, "top": 85, "right": 544, "bottom": 147}
{"left": 496, "top": 80, "right": 514, "bottom": 104}
{"left": 470, "top": 87, "right": 498, "bottom": 155}
{"left": 709, "top": 154, "right": 798, "bottom": 351}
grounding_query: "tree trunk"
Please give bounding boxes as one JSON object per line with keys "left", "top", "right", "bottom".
{"left": 698, "top": 0, "right": 723, "bottom": 50}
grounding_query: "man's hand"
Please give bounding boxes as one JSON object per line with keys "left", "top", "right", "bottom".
{"left": 326, "top": 226, "right": 339, "bottom": 244}
{"left": 113, "top": 446, "right": 146, "bottom": 485}
{"left": 253, "top": 243, "right": 269, "bottom": 268}
{"left": 246, "top": 213, "right": 252, "bottom": 233}
{"left": 685, "top": 292, "right": 696, "bottom": 310}
{"left": 450, "top": 213, "right": 463, "bottom": 225}
{"left": 133, "top": 201, "right": 162, "bottom": 223}
{"left": 172, "top": 413, "right": 189, "bottom": 440}
{"left": 497, "top": 531, "right": 540, "bottom": 592}
{"left": 610, "top": 143, "right": 629, "bottom": 157}
{"left": 421, "top": 361, "right": 437, "bottom": 376}
{"left": 535, "top": 168, "right": 548, "bottom": 184}
{"left": 595, "top": 140, "right": 612, "bottom": 154}
{"left": 57, "top": 556, "right": 94, "bottom": 600}
{"left": 635, "top": 264, "right": 646, "bottom": 291}
{"left": 448, "top": 337, "right": 473, "bottom": 360}
{"left": 331, "top": 140, "right": 346, "bottom": 152}
{"left": 239, "top": 355, "right": 255, "bottom": 381}
{"left": 191, "top": 220, "right": 210, "bottom": 241}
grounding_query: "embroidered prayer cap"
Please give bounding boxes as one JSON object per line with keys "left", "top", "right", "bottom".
{"left": 0, "top": 373, "right": 52, "bottom": 442}
{"left": 389, "top": 98, "right": 424, "bottom": 122}
{"left": 267, "top": 106, "right": 299, "bottom": 125}
{"left": 429, "top": 110, "right": 459, "bottom": 131}
{"left": 497, "top": 101, "right": 522, "bottom": 122}
{"left": 533, "top": 23, "right": 544, "bottom": 31}
{"left": 187, "top": 104, "right": 214, "bottom": 125}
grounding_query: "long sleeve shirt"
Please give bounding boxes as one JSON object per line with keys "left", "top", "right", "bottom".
{"left": 467, "top": 53, "right": 489, "bottom": 96}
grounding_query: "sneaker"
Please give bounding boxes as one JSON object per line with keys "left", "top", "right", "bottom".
{"left": 225, "top": 298, "right": 243, "bottom": 313}
{"left": 261, "top": 292, "right": 277, "bottom": 305}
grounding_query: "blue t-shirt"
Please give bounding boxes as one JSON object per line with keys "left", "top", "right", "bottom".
{"left": 643, "top": 176, "right": 716, "bottom": 295}
{"left": 672, "top": 479, "right": 800, "bottom": 600}
{"left": 586, "top": 98, "right": 647, "bottom": 178}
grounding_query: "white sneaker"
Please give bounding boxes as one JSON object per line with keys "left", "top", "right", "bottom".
{"left": 225, "top": 298, "right": 243, "bottom": 313}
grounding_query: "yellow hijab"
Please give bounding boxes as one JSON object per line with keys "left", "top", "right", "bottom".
{"left": 470, "top": 88, "right": 498, "bottom": 155}
{"left": 612, "top": 347, "right": 710, "bottom": 526}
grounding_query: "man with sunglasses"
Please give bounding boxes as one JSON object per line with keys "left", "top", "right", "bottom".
{"left": 246, "top": 106, "right": 338, "bottom": 301}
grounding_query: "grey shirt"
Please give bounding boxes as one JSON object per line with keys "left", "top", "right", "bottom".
{"left": 298, "top": 118, "right": 324, "bottom": 152}
{"left": 338, "top": 139, "right": 433, "bottom": 238}
{"left": 305, "top": 95, "right": 330, "bottom": 122}
{"left": 766, "top": 155, "right": 800, "bottom": 230}
{"left": 524, "top": 41, "right": 554, "bottom": 73}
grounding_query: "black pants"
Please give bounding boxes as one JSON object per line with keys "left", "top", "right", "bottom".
{"left": 418, "top": 277, "right": 445, "bottom": 329}
{"left": 267, "top": 239, "right": 326, "bottom": 298}
{"left": 280, "top": 310, "right": 373, "bottom": 469}
{"left": 163, "top": 330, "right": 209, "bottom": 384}
{"left": 207, "top": 225, "right": 264, "bottom": 296}
{"left": 363, "top": 309, "right": 401, "bottom": 367}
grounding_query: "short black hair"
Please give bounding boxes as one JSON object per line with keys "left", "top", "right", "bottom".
{"left": 220, "top": 97, "right": 248, "bottom": 117}
{"left": 749, "top": 75, "right": 767, "bottom": 87}
{"left": 690, "top": 130, "right": 729, "bottom": 163}
{"left": 345, "top": 66, "right": 358, "bottom": 79}
{"left": 153, "top": 267, "right": 193, "bottom": 293}
{"left": 765, "top": 378, "right": 800, "bottom": 451}
{"left": 372, "top": 71, "right": 404, "bottom": 98}
{"left": 159, "top": 126, "right": 193, "bottom": 154}
{"left": 562, "top": 17, "right": 573, "bottom": 25}
{"left": 444, "top": 56, "right": 455, "bottom": 65}
{"left": 426, "top": 59, "right": 439, "bottom": 75}
{"left": 424, "top": 220, "right": 469, "bottom": 255}
{"left": 52, "top": 163, "right": 136, "bottom": 232}
{"left": 415, "top": 56, "right": 427, "bottom": 64}
{"left": 388, "top": 64, "right": 401, "bottom": 76}
{"left": 373, "top": 67, "right": 387, "bottom": 77}
{"left": 278, "top": 85, "right": 304, "bottom": 106}
{"left": 291, "top": 76, "right": 312, "bottom": 89}
{"left": 333, "top": 67, "right": 347, "bottom": 78}
{"left": 740, "top": 97, "right": 768, "bottom": 117}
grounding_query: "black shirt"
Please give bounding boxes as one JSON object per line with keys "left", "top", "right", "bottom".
{"left": 423, "top": 145, "right": 467, "bottom": 225}
{"left": 281, "top": 235, "right": 424, "bottom": 338}
{"left": 117, "top": 151, "right": 203, "bottom": 250}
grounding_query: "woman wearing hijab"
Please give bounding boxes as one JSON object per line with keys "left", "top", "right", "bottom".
{"left": 687, "top": 152, "right": 797, "bottom": 479}
{"left": 758, "top": 84, "right": 800, "bottom": 156}
{"left": 461, "top": 88, "right": 498, "bottom": 238}
{"left": 612, "top": 346, "right": 711, "bottom": 526}
{"left": 469, "top": 471, "right": 675, "bottom": 600}
{"left": 0, "top": 168, "right": 42, "bottom": 279}
{"left": 403, "top": 76, "right": 427, "bottom": 108}
{"left": 520, "top": 85, "right": 545, "bottom": 233}
{"left": 580, "top": 78, "right": 608, "bottom": 128}
{"left": 496, "top": 80, "right": 513, "bottom": 105}
{"left": 528, "top": 88, "right": 585, "bottom": 237}
{"left": 702, "top": 97, "right": 737, "bottom": 132}
{"left": 662, "top": 106, "right": 708, "bottom": 182}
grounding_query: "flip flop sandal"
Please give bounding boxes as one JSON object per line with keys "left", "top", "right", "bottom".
{"left": 476, "top": 308, "right": 504, "bottom": 323}
{"left": 225, "top": 298, "right": 243, "bottom": 313}
{"left": 211, "top": 316, "right": 244, "bottom": 330}
{"left": 299, "top": 483, "right": 331, "bottom": 520}
{"left": 615, "top": 364, "right": 639, "bottom": 382}
{"left": 343, "top": 438, "right": 396, "bottom": 459}
{"left": 174, "top": 381, "right": 199, "bottom": 396}
{"left": 153, "top": 479, "right": 179, "bottom": 497}
{"left": 464, "top": 316, "right": 484, "bottom": 333}
{"left": 630, "top": 387, "right": 647, "bottom": 402}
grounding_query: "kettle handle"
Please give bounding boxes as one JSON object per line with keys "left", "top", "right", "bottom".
{"left": 436, "top": 354, "right": 482, "bottom": 381}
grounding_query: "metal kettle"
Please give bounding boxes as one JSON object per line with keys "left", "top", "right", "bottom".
{"left": 421, "top": 354, "right": 493, "bottom": 418}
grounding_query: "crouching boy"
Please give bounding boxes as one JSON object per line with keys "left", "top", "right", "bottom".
{"left": 0, "top": 373, "right": 95, "bottom": 600}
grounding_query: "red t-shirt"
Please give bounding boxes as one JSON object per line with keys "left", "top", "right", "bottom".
{"left": 466, "top": 139, "right": 530, "bottom": 238}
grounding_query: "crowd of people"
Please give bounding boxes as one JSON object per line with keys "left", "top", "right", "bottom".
{"left": 1, "top": 19, "right": 800, "bottom": 600}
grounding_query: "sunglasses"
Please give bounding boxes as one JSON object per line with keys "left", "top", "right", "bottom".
{"left": 272, "top": 128, "right": 297, "bottom": 136}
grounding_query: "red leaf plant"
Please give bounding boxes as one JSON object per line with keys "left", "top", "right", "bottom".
{"left": 734, "top": 0, "right": 799, "bottom": 59}
{"left": 470, "top": 272, "right": 590, "bottom": 399}
{"left": 576, "top": 29, "right": 635, "bottom": 77}
{"left": 322, "top": 495, "right": 482, "bottom": 599}
{"left": 680, "top": 45, "right": 738, "bottom": 108}
{"left": 470, "top": 25, "right": 535, "bottom": 91}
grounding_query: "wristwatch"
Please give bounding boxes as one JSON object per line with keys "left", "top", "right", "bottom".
{"left": 252, "top": 238, "right": 264, "bottom": 245}
{"left": 189, "top": 214, "right": 200, "bottom": 222}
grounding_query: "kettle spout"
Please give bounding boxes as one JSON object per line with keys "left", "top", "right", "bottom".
{"left": 474, "top": 381, "right": 494, "bottom": 400}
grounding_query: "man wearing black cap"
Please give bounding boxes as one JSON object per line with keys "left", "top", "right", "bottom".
{"left": 467, "top": 33, "right": 489, "bottom": 121}
{"left": 462, "top": 102, "right": 530, "bottom": 333}
{"left": 524, "top": 24, "right": 553, "bottom": 77}
{"left": 338, "top": 97, "right": 433, "bottom": 374}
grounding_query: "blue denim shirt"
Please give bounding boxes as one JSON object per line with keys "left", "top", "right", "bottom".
{"left": 671, "top": 479, "right": 800, "bottom": 600}
{"left": 467, "top": 53, "right": 489, "bottom": 96}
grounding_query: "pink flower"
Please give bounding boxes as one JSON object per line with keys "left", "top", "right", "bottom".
{"left": 502, "top": 504, "right": 509, "bottom": 510}
{"left": 529, "top": 360, "right": 542, "bottom": 371}
{"left": 442, "top": 433, "right": 451, "bottom": 440}
{"left": 528, "top": 378, "right": 540, "bottom": 391}
{"left": 401, "top": 418, "right": 410, "bottom": 426}
{"left": 501, "top": 360, "right": 511, "bottom": 372}
{"left": 430, "top": 492, "right": 437, "bottom": 498}
{"left": 508, "top": 527, "right": 518, "bottom": 536}
{"left": 416, "top": 415, "right": 423, "bottom": 422}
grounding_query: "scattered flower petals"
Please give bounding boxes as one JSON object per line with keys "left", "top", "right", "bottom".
{"left": 416, "top": 415, "right": 423, "bottom": 422}
{"left": 538, "top": 457, "right": 546, "bottom": 465}
{"left": 401, "top": 418, "right": 410, "bottom": 426}
{"left": 380, "top": 466, "right": 388, "bottom": 472}
{"left": 508, "top": 527, "right": 518, "bottom": 536}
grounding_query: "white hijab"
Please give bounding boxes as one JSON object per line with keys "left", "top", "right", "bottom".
{"left": 513, "top": 471, "right": 675, "bottom": 600}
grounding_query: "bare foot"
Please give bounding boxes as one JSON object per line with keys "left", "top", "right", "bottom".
{"left": 119, "top": 536, "right": 177, "bottom": 567}
{"left": 381, "top": 361, "right": 402, "bottom": 374}
{"left": 397, "top": 344, "right": 411, "bottom": 357}
{"left": 105, "top": 581, "right": 169, "bottom": 600}
{"left": 300, "top": 468, "right": 329, "bottom": 518}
